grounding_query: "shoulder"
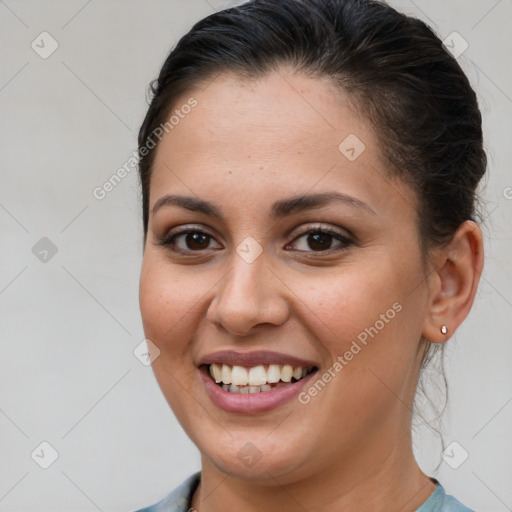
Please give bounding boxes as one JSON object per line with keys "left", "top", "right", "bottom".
{"left": 133, "top": 472, "right": 201, "bottom": 512}
{"left": 416, "top": 480, "right": 475, "bottom": 512}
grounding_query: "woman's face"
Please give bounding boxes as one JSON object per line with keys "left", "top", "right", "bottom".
{"left": 139, "top": 70, "right": 432, "bottom": 483}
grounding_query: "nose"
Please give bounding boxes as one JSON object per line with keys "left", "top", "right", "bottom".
{"left": 206, "top": 249, "right": 290, "bottom": 337}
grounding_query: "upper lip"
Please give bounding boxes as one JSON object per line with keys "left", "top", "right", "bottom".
{"left": 198, "top": 350, "right": 318, "bottom": 368}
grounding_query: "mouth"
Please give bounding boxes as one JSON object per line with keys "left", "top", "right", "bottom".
{"left": 198, "top": 351, "right": 319, "bottom": 413}
{"left": 206, "top": 363, "right": 317, "bottom": 394}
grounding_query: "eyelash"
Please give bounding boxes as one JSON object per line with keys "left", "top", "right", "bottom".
{"left": 157, "top": 224, "right": 355, "bottom": 256}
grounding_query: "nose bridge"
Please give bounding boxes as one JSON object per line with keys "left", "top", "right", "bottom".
{"left": 206, "top": 245, "right": 289, "bottom": 336}
{"left": 227, "top": 247, "right": 268, "bottom": 301}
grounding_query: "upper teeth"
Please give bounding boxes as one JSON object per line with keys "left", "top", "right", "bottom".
{"left": 209, "top": 363, "right": 309, "bottom": 386}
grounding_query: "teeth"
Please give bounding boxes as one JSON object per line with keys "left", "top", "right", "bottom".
{"left": 208, "top": 363, "right": 313, "bottom": 391}
{"left": 221, "top": 364, "right": 232, "bottom": 385}
{"left": 248, "top": 365, "right": 267, "bottom": 386}
{"left": 267, "top": 364, "right": 281, "bottom": 383}
{"left": 231, "top": 366, "right": 248, "bottom": 386}
{"left": 281, "top": 365, "right": 293, "bottom": 382}
{"left": 211, "top": 363, "right": 222, "bottom": 383}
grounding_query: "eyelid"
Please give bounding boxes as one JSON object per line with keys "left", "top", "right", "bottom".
{"left": 286, "top": 223, "right": 355, "bottom": 250}
{"left": 157, "top": 224, "right": 222, "bottom": 248}
{"left": 291, "top": 222, "right": 352, "bottom": 236}
{"left": 157, "top": 222, "right": 355, "bottom": 255}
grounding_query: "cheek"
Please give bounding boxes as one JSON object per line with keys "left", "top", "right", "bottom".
{"left": 290, "top": 254, "right": 426, "bottom": 400}
{"left": 139, "top": 254, "right": 203, "bottom": 359}
{"left": 138, "top": 255, "right": 206, "bottom": 421}
{"left": 289, "top": 259, "right": 407, "bottom": 348}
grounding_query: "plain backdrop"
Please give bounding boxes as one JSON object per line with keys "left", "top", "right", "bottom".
{"left": 1, "top": 1, "right": 511, "bottom": 511}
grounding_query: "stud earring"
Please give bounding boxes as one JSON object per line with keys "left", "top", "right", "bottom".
{"left": 440, "top": 325, "right": 448, "bottom": 335}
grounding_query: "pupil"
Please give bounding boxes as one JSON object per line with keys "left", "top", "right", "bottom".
{"left": 308, "top": 233, "right": 331, "bottom": 251}
{"left": 187, "top": 233, "right": 209, "bottom": 250}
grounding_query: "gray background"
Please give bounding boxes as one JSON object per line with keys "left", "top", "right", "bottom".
{"left": 1, "top": 1, "right": 511, "bottom": 511}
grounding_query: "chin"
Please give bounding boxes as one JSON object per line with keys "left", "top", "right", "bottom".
{"left": 194, "top": 429, "right": 314, "bottom": 483}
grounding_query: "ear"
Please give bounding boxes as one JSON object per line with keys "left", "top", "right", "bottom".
{"left": 422, "top": 220, "right": 484, "bottom": 343}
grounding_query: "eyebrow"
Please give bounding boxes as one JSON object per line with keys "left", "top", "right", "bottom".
{"left": 151, "top": 191, "right": 376, "bottom": 219}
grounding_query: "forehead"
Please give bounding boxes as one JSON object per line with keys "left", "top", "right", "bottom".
{"left": 165, "top": 70, "right": 361, "bottom": 156}
{"left": 149, "top": 70, "right": 417, "bottom": 221}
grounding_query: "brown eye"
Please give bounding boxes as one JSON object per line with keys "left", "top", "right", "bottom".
{"left": 158, "top": 228, "right": 222, "bottom": 254}
{"left": 287, "top": 226, "right": 354, "bottom": 253}
{"left": 306, "top": 232, "right": 334, "bottom": 251}
{"left": 183, "top": 232, "right": 211, "bottom": 250}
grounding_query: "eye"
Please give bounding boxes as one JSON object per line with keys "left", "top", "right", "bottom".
{"left": 286, "top": 225, "right": 354, "bottom": 253}
{"left": 157, "top": 224, "right": 354, "bottom": 255}
{"left": 158, "top": 227, "right": 222, "bottom": 254}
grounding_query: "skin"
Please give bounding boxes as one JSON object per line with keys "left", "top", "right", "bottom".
{"left": 139, "top": 69, "right": 483, "bottom": 512}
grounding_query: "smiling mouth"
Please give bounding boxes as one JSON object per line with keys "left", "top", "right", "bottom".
{"left": 206, "top": 363, "right": 317, "bottom": 394}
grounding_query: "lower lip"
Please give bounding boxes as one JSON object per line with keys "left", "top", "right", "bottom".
{"left": 199, "top": 366, "right": 318, "bottom": 414}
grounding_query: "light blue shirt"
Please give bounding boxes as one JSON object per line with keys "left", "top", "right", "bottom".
{"left": 134, "top": 473, "right": 475, "bottom": 512}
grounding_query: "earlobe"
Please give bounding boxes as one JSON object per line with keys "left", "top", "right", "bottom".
{"left": 422, "top": 220, "right": 484, "bottom": 343}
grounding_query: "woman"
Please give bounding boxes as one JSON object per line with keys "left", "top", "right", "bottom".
{"left": 135, "top": 0, "right": 485, "bottom": 510}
